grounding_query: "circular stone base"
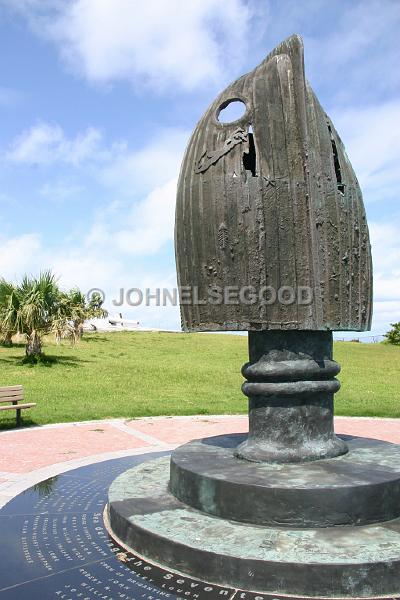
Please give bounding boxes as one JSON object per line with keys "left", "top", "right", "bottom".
{"left": 108, "top": 454, "right": 400, "bottom": 599}
{"left": 170, "top": 434, "right": 400, "bottom": 527}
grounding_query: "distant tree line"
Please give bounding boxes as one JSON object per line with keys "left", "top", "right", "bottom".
{"left": 0, "top": 271, "right": 107, "bottom": 361}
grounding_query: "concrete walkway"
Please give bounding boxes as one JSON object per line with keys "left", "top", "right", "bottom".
{"left": 0, "top": 415, "right": 399, "bottom": 508}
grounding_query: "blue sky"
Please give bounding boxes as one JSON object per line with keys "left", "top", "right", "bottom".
{"left": 0, "top": 0, "right": 399, "bottom": 336}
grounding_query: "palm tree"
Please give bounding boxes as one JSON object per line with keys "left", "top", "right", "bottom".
{"left": 67, "top": 289, "right": 88, "bottom": 340}
{"left": 18, "top": 271, "right": 61, "bottom": 357}
{"left": 51, "top": 290, "right": 76, "bottom": 345}
{"left": 0, "top": 271, "right": 65, "bottom": 358}
{"left": 67, "top": 289, "right": 108, "bottom": 341}
{"left": 0, "top": 279, "right": 20, "bottom": 346}
{"left": 85, "top": 290, "right": 108, "bottom": 331}
{"left": 0, "top": 272, "right": 108, "bottom": 358}
{"left": 32, "top": 286, "right": 108, "bottom": 346}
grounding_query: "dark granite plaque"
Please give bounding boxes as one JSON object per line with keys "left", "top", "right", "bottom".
{"left": 0, "top": 453, "right": 398, "bottom": 600}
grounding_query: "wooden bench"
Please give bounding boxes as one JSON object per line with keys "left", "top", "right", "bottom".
{"left": 0, "top": 386, "right": 36, "bottom": 426}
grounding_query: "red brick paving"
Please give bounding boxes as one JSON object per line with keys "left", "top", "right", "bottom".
{"left": 126, "top": 415, "right": 248, "bottom": 444}
{"left": 0, "top": 421, "right": 148, "bottom": 473}
{"left": 0, "top": 416, "right": 398, "bottom": 507}
{"left": 335, "top": 416, "right": 400, "bottom": 444}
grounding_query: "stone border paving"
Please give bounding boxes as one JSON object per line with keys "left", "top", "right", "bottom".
{"left": 0, "top": 415, "right": 399, "bottom": 509}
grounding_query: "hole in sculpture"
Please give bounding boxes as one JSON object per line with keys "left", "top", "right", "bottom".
{"left": 243, "top": 125, "right": 257, "bottom": 177}
{"left": 328, "top": 123, "right": 345, "bottom": 194}
{"left": 217, "top": 99, "right": 247, "bottom": 123}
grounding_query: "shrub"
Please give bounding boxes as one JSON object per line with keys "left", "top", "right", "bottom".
{"left": 384, "top": 322, "right": 400, "bottom": 346}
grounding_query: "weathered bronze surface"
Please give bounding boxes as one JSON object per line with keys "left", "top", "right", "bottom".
{"left": 175, "top": 34, "right": 372, "bottom": 332}
{"left": 108, "top": 456, "right": 400, "bottom": 598}
{"left": 170, "top": 435, "right": 400, "bottom": 528}
{"left": 237, "top": 330, "right": 348, "bottom": 462}
{"left": 106, "top": 35, "right": 400, "bottom": 599}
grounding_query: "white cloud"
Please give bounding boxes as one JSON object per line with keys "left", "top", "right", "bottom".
{"left": 84, "top": 177, "right": 178, "bottom": 256}
{"left": 303, "top": 1, "right": 400, "bottom": 104}
{"left": 50, "top": 248, "right": 180, "bottom": 328}
{"left": 114, "top": 177, "right": 177, "bottom": 255}
{"left": 6, "top": 122, "right": 62, "bottom": 164}
{"left": 39, "top": 180, "right": 84, "bottom": 201}
{"left": 6, "top": 122, "right": 105, "bottom": 166}
{"left": 2, "top": 0, "right": 60, "bottom": 9}
{"left": 369, "top": 223, "right": 400, "bottom": 276}
{"left": 331, "top": 100, "right": 400, "bottom": 205}
{"left": 88, "top": 128, "right": 187, "bottom": 256}
{"left": 101, "top": 128, "right": 188, "bottom": 193}
{"left": 373, "top": 301, "right": 400, "bottom": 329}
{"left": 5, "top": 121, "right": 185, "bottom": 260}
{"left": 6, "top": 121, "right": 187, "bottom": 194}
{"left": 0, "top": 230, "right": 180, "bottom": 329}
{"left": 367, "top": 222, "right": 400, "bottom": 334}
{"left": 369, "top": 223, "right": 400, "bottom": 306}
{"left": 6, "top": 0, "right": 255, "bottom": 92}
{"left": 51, "top": 250, "right": 122, "bottom": 292}
{"left": 0, "top": 233, "right": 42, "bottom": 280}
{"left": 0, "top": 121, "right": 183, "bottom": 326}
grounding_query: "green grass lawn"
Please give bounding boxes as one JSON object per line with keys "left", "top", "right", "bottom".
{"left": 0, "top": 331, "right": 399, "bottom": 429}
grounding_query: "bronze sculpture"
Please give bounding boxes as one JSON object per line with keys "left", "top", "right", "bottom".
{"left": 175, "top": 35, "right": 373, "bottom": 464}
{"left": 108, "top": 36, "right": 400, "bottom": 599}
{"left": 176, "top": 34, "right": 372, "bottom": 333}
